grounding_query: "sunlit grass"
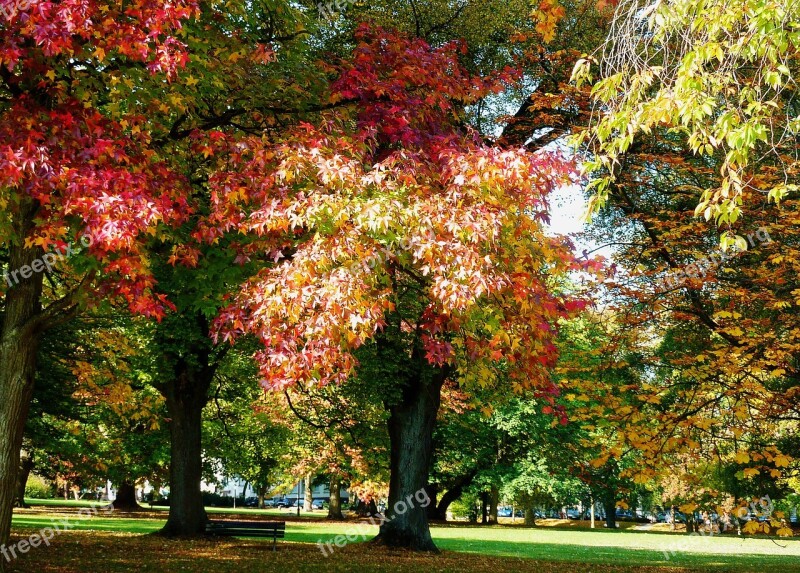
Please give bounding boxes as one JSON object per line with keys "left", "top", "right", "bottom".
{"left": 11, "top": 501, "right": 800, "bottom": 571}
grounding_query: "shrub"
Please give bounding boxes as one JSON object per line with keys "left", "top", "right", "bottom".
{"left": 25, "top": 474, "right": 53, "bottom": 499}
{"left": 450, "top": 493, "right": 481, "bottom": 523}
{"left": 202, "top": 492, "right": 235, "bottom": 507}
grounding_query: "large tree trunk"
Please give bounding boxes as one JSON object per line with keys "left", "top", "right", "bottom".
{"left": 14, "top": 452, "right": 33, "bottom": 508}
{"left": 603, "top": 498, "right": 617, "bottom": 529}
{"left": 160, "top": 355, "right": 214, "bottom": 536}
{"left": 686, "top": 513, "right": 697, "bottom": 534}
{"left": 327, "top": 475, "right": 344, "bottom": 520}
{"left": 373, "top": 373, "right": 444, "bottom": 552}
{"left": 156, "top": 311, "right": 221, "bottom": 537}
{"left": 0, "top": 223, "right": 46, "bottom": 565}
{"left": 303, "top": 474, "right": 313, "bottom": 511}
{"left": 114, "top": 480, "right": 141, "bottom": 511}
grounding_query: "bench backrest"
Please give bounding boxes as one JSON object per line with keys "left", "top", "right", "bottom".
{"left": 207, "top": 521, "right": 286, "bottom": 537}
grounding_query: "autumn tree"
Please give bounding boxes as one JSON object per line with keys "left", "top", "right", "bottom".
{"left": 129, "top": 0, "right": 321, "bottom": 535}
{"left": 0, "top": 1, "right": 200, "bottom": 558}
{"left": 213, "top": 25, "right": 592, "bottom": 550}
{"left": 22, "top": 313, "right": 170, "bottom": 511}
{"left": 568, "top": 71, "right": 800, "bottom": 530}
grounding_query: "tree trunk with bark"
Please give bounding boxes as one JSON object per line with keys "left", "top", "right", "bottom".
{"left": 327, "top": 475, "right": 344, "bottom": 520}
{"left": 524, "top": 505, "right": 537, "bottom": 526}
{"left": 114, "top": 480, "right": 141, "bottom": 511}
{"left": 303, "top": 474, "right": 313, "bottom": 511}
{"left": 428, "top": 470, "right": 477, "bottom": 521}
{"left": 14, "top": 452, "right": 33, "bottom": 508}
{"left": 156, "top": 311, "right": 222, "bottom": 537}
{"left": 257, "top": 485, "right": 267, "bottom": 510}
{"left": 160, "top": 354, "right": 215, "bottom": 536}
{"left": 603, "top": 499, "right": 617, "bottom": 529}
{"left": 686, "top": 513, "right": 697, "bottom": 534}
{"left": 373, "top": 371, "right": 444, "bottom": 552}
{"left": 0, "top": 215, "right": 46, "bottom": 565}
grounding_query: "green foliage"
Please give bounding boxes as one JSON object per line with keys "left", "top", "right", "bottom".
{"left": 577, "top": 0, "right": 800, "bottom": 231}
{"left": 24, "top": 475, "right": 54, "bottom": 500}
{"left": 449, "top": 492, "right": 481, "bottom": 522}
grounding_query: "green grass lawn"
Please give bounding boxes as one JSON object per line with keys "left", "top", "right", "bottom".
{"left": 10, "top": 500, "right": 800, "bottom": 572}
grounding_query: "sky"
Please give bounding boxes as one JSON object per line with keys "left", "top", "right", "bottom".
{"left": 548, "top": 184, "right": 588, "bottom": 237}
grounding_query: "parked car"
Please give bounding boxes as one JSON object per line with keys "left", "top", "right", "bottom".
{"left": 244, "top": 497, "right": 258, "bottom": 507}
{"left": 497, "top": 507, "right": 513, "bottom": 518}
{"left": 566, "top": 509, "right": 582, "bottom": 519}
{"left": 311, "top": 500, "right": 324, "bottom": 510}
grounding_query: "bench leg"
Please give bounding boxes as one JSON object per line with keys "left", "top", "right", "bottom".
{"left": 272, "top": 534, "right": 277, "bottom": 552}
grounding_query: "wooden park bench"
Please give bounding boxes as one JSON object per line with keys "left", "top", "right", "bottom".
{"left": 206, "top": 520, "right": 286, "bottom": 551}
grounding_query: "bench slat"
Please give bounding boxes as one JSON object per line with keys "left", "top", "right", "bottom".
{"left": 207, "top": 521, "right": 285, "bottom": 530}
{"left": 206, "top": 520, "right": 286, "bottom": 551}
{"left": 210, "top": 529, "right": 286, "bottom": 539}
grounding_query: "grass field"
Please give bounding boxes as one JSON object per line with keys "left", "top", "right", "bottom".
{"left": 7, "top": 501, "right": 800, "bottom": 572}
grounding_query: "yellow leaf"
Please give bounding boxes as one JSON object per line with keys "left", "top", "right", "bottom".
{"left": 735, "top": 451, "right": 750, "bottom": 464}
{"left": 743, "top": 520, "right": 761, "bottom": 534}
{"left": 743, "top": 467, "right": 760, "bottom": 478}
